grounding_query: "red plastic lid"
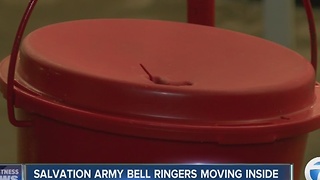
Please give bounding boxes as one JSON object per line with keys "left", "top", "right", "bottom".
{"left": 2, "top": 19, "right": 320, "bottom": 143}
{"left": 18, "top": 19, "right": 315, "bottom": 121}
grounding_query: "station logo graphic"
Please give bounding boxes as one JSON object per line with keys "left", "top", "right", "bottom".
{"left": 305, "top": 157, "right": 320, "bottom": 180}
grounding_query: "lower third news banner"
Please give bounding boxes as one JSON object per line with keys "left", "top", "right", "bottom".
{"left": 0, "top": 164, "right": 294, "bottom": 180}
{"left": 20, "top": 164, "right": 293, "bottom": 180}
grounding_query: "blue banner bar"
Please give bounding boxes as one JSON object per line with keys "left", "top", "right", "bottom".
{"left": 24, "top": 164, "right": 292, "bottom": 180}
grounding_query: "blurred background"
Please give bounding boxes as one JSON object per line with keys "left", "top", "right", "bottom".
{"left": 0, "top": 0, "right": 319, "bottom": 179}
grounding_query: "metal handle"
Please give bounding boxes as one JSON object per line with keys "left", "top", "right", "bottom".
{"left": 7, "top": 0, "right": 38, "bottom": 127}
{"left": 303, "top": 0, "right": 318, "bottom": 73}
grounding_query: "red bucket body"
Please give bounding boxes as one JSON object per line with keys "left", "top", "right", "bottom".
{"left": 17, "top": 112, "right": 308, "bottom": 179}
{"left": 1, "top": 19, "right": 320, "bottom": 180}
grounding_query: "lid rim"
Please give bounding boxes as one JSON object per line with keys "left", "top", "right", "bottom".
{"left": 3, "top": 77, "right": 320, "bottom": 144}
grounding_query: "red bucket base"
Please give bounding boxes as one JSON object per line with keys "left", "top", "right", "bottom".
{"left": 17, "top": 111, "right": 307, "bottom": 180}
